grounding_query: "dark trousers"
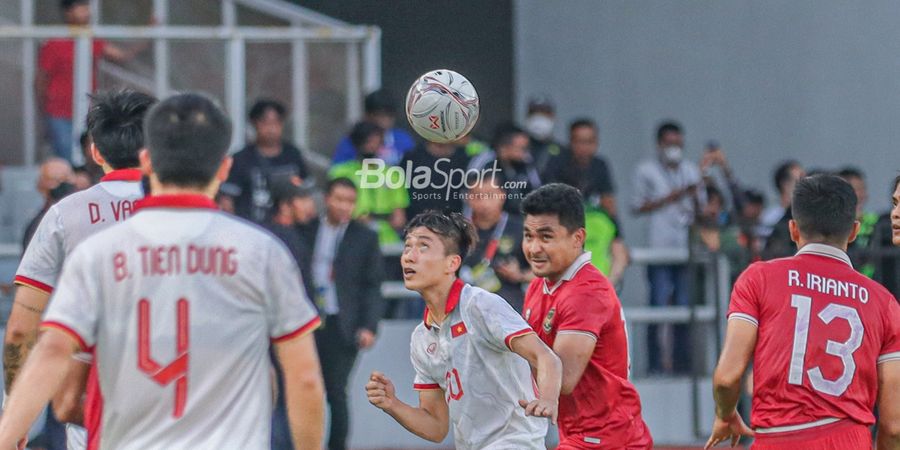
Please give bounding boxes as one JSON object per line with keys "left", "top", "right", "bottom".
{"left": 647, "top": 264, "right": 692, "bottom": 374}
{"left": 315, "top": 318, "right": 359, "bottom": 450}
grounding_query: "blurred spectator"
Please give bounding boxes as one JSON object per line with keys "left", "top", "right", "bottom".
{"left": 37, "top": 0, "right": 148, "bottom": 163}
{"left": 73, "top": 131, "right": 102, "bottom": 189}
{"left": 699, "top": 141, "right": 744, "bottom": 214}
{"left": 469, "top": 123, "right": 541, "bottom": 214}
{"left": 523, "top": 96, "right": 562, "bottom": 174}
{"left": 583, "top": 202, "right": 629, "bottom": 289}
{"left": 719, "top": 189, "right": 766, "bottom": 283}
{"left": 759, "top": 160, "right": 804, "bottom": 239}
{"left": 695, "top": 185, "right": 727, "bottom": 253}
{"left": 299, "top": 178, "right": 385, "bottom": 450}
{"left": 838, "top": 167, "right": 879, "bottom": 277}
{"left": 543, "top": 118, "right": 617, "bottom": 215}
{"left": 221, "top": 99, "right": 309, "bottom": 223}
{"left": 401, "top": 140, "right": 469, "bottom": 219}
{"left": 332, "top": 89, "right": 415, "bottom": 166}
{"left": 871, "top": 175, "right": 900, "bottom": 296}
{"left": 631, "top": 120, "right": 705, "bottom": 375}
{"left": 23, "top": 157, "right": 74, "bottom": 248}
{"left": 456, "top": 132, "right": 490, "bottom": 157}
{"left": 460, "top": 173, "right": 531, "bottom": 312}
{"left": 329, "top": 121, "right": 408, "bottom": 244}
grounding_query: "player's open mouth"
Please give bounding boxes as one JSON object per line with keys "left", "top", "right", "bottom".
{"left": 403, "top": 268, "right": 417, "bottom": 279}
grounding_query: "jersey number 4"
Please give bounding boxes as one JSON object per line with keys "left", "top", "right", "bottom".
{"left": 137, "top": 298, "right": 189, "bottom": 418}
{"left": 788, "top": 294, "right": 863, "bottom": 396}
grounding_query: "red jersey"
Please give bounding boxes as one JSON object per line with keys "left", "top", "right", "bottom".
{"left": 38, "top": 39, "right": 106, "bottom": 118}
{"left": 728, "top": 244, "right": 900, "bottom": 432}
{"left": 524, "top": 252, "right": 651, "bottom": 448}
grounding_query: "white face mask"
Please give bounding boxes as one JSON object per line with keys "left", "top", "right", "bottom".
{"left": 662, "top": 146, "right": 683, "bottom": 164}
{"left": 526, "top": 114, "right": 555, "bottom": 140}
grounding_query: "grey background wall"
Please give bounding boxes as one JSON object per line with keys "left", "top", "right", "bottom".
{"left": 515, "top": 0, "right": 899, "bottom": 250}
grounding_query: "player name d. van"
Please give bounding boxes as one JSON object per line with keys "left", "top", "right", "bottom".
{"left": 88, "top": 200, "right": 136, "bottom": 224}
{"left": 788, "top": 269, "right": 870, "bottom": 303}
{"left": 113, "top": 245, "right": 238, "bottom": 281}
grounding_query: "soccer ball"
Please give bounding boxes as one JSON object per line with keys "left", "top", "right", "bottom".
{"left": 405, "top": 69, "right": 480, "bottom": 143}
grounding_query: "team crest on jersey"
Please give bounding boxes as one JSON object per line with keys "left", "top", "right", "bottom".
{"left": 426, "top": 342, "right": 437, "bottom": 355}
{"left": 543, "top": 308, "right": 556, "bottom": 333}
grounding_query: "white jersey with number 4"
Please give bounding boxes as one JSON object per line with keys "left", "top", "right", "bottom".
{"left": 41, "top": 194, "right": 320, "bottom": 450}
{"left": 15, "top": 169, "right": 144, "bottom": 294}
{"left": 410, "top": 279, "right": 546, "bottom": 450}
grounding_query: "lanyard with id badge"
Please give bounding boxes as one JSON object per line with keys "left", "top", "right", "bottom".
{"left": 460, "top": 213, "right": 508, "bottom": 293}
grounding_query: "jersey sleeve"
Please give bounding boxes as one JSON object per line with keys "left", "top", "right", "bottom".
{"left": 555, "top": 282, "right": 613, "bottom": 340}
{"left": 40, "top": 246, "right": 98, "bottom": 351}
{"left": 878, "top": 294, "right": 900, "bottom": 364}
{"left": 409, "top": 333, "right": 441, "bottom": 390}
{"left": 266, "top": 241, "right": 321, "bottom": 343}
{"left": 15, "top": 207, "right": 65, "bottom": 293}
{"left": 727, "top": 263, "right": 763, "bottom": 326}
{"left": 467, "top": 291, "right": 534, "bottom": 351}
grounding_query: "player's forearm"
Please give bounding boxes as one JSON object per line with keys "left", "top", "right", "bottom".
{"left": 384, "top": 400, "right": 448, "bottom": 443}
{"left": 3, "top": 331, "right": 37, "bottom": 393}
{"left": 4, "top": 289, "right": 49, "bottom": 391}
{"left": 285, "top": 372, "right": 325, "bottom": 450}
{"left": 712, "top": 379, "right": 742, "bottom": 419}
{"left": 535, "top": 349, "right": 562, "bottom": 404}
{"left": 0, "top": 333, "right": 74, "bottom": 443}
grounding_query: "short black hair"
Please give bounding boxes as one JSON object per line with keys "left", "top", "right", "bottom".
{"left": 521, "top": 183, "right": 585, "bottom": 232}
{"left": 894, "top": 174, "right": 900, "bottom": 192}
{"left": 569, "top": 118, "right": 597, "bottom": 134}
{"left": 774, "top": 160, "right": 802, "bottom": 193}
{"left": 491, "top": 122, "right": 527, "bottom": 150}
{"left": 656, "top": 121, "right": 682, "bottom": 143}
{"left": 405, "top": 210, "right": 478, "bottom": 259}
{"left": 791, "top": 175, "right": 857, "bottom": 243}
{"left": 61, "top": 0, "right": 88, "bottom": 10}
{"left": 743, "top": 188, "right": 765, "bottom": 205}
{"left": 364, "top": 89, "right": 396, "bottom": 115}
{"left": 326, "top": 177, "right": 357, "bottom": 195}
{"left": 837, "top": 166, "right": 865, "bottom": 181}
{"left": 144, "top": 93, "right": 232, "bottom": 188}
{"left": 706, "top": 185, "right": 724, "bottom": 203}
{"left": 349, "top": 121, "right": 383, "bottom": 152}
{"left": 248, "top": 99, "right": 286, "bottom": 122}
{"left": 86, "top": 89, "right": 156, "bottom": 169}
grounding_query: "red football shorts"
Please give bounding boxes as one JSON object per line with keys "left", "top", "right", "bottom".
{"left": 751, "top": 419, "right": 871, "bottom": 450}
{"left": 556, "top": 414, "right": 653, "bottom": 450}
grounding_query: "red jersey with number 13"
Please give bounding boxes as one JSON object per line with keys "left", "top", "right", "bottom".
{"left": 728, "top": 244, "right": 900, "bottom": 430}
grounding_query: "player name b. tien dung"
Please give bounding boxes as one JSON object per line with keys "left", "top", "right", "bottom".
{"left": 787, "top": 269, "right": 870, "bottom": 303}
{"left": 113, "top": 244, "right": 239, "bottom": 281}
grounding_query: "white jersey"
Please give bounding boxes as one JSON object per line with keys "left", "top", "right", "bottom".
{"left": 15, "top": 169, "right": 145, "bottom": 293}
{"left": 41, "top": 194, "right": 320, "bottom": 450}
{"left": 410, "top": 280, "right": 546, "bottom": 450}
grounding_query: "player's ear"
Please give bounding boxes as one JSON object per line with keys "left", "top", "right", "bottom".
{"left": 447, "top": 253, "right": 462, "bottom": 275}
{"left": 90, "top": 143, "right": 106, "bottom": 167}
{"left": 846, "top": 220, "right": 861, "bottom": 244}
{"left": 215, "top": 156, "right": 233, "bottom": 183}
{"left": 573, "top": 227, "right": 586, "bottom": 248}
{"left": 138, "top": 149, "right": 153, "bottom": 176}
{"left": 788, "top": 219, "right": 801, "bottom": 246}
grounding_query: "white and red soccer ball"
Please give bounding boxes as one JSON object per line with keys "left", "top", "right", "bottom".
{"left": 405, "top": 69, "right": 480, "bottom": 144}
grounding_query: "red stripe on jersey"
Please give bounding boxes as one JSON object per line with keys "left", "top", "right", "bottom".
{"left": 271, "top": 316, "right": 322, "bottom": 343}
{"left": 413, "top": 383, "right": 441, "bottom": 390}
{"left": 504, "top": 328, "right": 535, "bottom": 350}
{"left": 85, "top": 358, "right": 103, "bottom": 450}
{"left": 100, "top": 169, "right": 143, "bottom": 182}
{"left": 14, "top": 275, "right": 53, "bottom": 294}
{"left": 41, "top": 321, "right": 88, "bottom": 351}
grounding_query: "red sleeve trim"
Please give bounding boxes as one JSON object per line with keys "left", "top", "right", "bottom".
{"left": 14, "top": 275, "right": 54, "bottom": 294}
{"left": 413, "top": 383, "right": 441, "bottom": 390}
{"left": 271, "top": 316, "right": 321, "bottom": 344}
{"left": 41, "top": 321, "right": 88, "bottom": 351}
{"left": 505, "top": 328, "right": 536, "bottom": 350}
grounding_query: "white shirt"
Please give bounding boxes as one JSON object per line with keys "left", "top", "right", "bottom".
{"left": 631, "top": 157, "right": 705, "bottom": 249}
{"left": 312, "top": 219, "right": 347, "bottom": 315}
{"left": 42, "top": 194, "right": 320, "bottom": 450}
{"left": 410, "top": 280, "right": 546, "bottom": 450}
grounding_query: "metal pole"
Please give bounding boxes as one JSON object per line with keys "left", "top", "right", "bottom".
{"left": 72, "top": 33, "right": 92, "bottom": 164}
{"left": 152, "top": 0, "right": 169, "bottom": 97}
{"left": 21, "top": 0, "right": 36, "bottom": 166}
{"left": 345, "top": 41, "right": 361, "bottom": 125}
{"left": 225, "top": 37, "right": 246, "bottom": 152}
{"left": 90, "top": 0, "right": 101, "bottom": 26}
{"left": 291, "top": 38, "right": 308, "bottom": 150}
{"left": 222, "top": 0, "right": 237, "bottom": 27}
{"left": 362, "top": 26, "right": 381, "bottom": 94}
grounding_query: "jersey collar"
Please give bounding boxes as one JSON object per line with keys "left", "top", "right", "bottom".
{"left": 100, "top": 168, "right": 143, "bottom": 182}
{"left": 796, "top": 243, "right": 853, "bottom": 268}
{"left": 134, "top": 194, "right": 218, "bottom": 212}
{"left": 423, "top": 278, "right": 465, "bottom": 330}
{"left": 542, "top": 251, "right": 593, "bottom": 295}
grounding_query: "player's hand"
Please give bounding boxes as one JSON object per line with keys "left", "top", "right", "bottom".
{"left": 357, "top": 329, "right": 376, "bottom": 350}
{"left": 518, "top": 398, "right": 558, "bottom": 425}
{"left": 366, "top": 371, "right": 396, "bottom": 412}
{"left": 704, "top": 411, "right": 753, "bottom": 449}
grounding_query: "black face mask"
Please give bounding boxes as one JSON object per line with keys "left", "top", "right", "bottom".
{"left": 49, "top": 182, "right": 75, "bottom": 201}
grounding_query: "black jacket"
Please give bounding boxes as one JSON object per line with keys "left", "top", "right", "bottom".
{"left": 299, "top": 218, "right": 386, "bottom": 347}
